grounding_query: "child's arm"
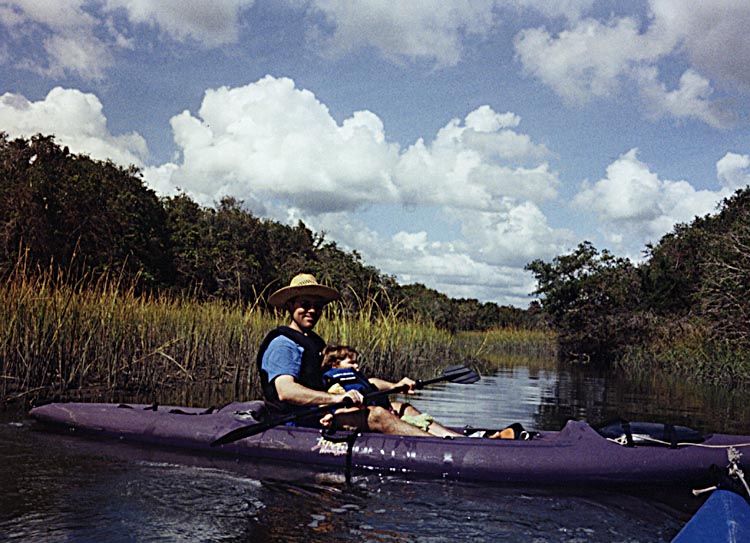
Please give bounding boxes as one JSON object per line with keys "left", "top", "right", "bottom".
{"left": 369, "top": 377, "right": 417, "bottom": 394}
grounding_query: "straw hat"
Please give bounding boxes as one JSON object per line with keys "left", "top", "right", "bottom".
{"left": 267, "top": 273, "right": 341, "bottom": 308}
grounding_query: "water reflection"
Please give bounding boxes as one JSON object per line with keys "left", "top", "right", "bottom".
{"left": 409, "top": 362, "right": 750, "bottom": 435}
{"left": 253, "top": 477, "right": 686, "bottom": 543}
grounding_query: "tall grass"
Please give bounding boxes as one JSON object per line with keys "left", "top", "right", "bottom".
{"left": 617, "top": 322, "right": 750, "bottom": 385}
{"left": 1, "top": 268, "right": 557, "bottom": 408}
{"left": 454, "top": 328, "right": 559, "bottom": 370}
{"left": 0, "top": 265, "right": 271, "bottom": 405}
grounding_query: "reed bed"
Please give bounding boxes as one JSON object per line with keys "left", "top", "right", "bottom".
{"left": 618, "top": 338, "right": 750, "bottom": 386}
{"left": 0, "top": 268, "right": 267, "bottom": 405}
{"left": 1, "top": 269, "right": 557, "bottom": 408}
{"left": 612, "top": 316, "right": 750, "bottom": 385}
{"left": 448, "top": 328, "right": 559, "bottom": 375}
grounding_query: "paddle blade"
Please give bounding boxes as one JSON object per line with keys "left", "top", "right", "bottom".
{"left": 443, "top": 365, "right": 481, "bottom": 384}
{"left": 417, "top": 365, "right": 480, "bottom": 388}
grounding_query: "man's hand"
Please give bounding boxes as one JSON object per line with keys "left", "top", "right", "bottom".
{"left": 320, "top": 389, "right": 363, "bottom": 427}
{"left": 333, "top": 388, "right": 364, "bottom": 406}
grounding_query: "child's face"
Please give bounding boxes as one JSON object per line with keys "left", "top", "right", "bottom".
{"left": 336, "top": 355, "right": 359, "bottom": 369}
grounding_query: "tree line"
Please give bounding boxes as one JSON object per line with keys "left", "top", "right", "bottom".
{"left": 0, "top": 133, "right": 535, "bottom": 332}
{"left": 526, "top": 185, "right": 750, "bottom": 371}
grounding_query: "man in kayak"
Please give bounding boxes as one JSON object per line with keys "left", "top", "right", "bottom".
{"left": 257, "top": 273, "right": 437, "bottom": 436}
{"left": 320, "top": 344, "right": 462, "bottom": 437}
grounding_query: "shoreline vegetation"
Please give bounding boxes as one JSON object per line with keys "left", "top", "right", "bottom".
{"left": 0, "top": 268, "right": 557, "bottom": 409}
{"left": 2, "top": 133, "right": 750, "bottom": 408}
{"left": 4, "top": 263, "right": 748, "bottom": 412}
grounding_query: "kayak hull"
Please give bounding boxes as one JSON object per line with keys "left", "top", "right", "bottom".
{"left": 29, "top": 401, "right": 750, "bottom": 487}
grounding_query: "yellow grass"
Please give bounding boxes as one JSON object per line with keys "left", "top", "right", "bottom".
{"left": 1, "top": 268, "right": 556, "bottom": 406}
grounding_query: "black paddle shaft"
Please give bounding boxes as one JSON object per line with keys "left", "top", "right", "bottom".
{"left": 210, "top": 365, "right": 479, "bottom": 446}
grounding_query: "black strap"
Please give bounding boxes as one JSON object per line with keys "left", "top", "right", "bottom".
{"left": 116, "top": 403, "right": 159, "bottom": 411}
{"left": 664, "top": 423, "right": 677, "bottom": 449}
{"left": 167, "top": 407, "right": 217, "bottom": 415}
{"left": 397, "top": 402, "right": 411, "bottom": 418}
{"left": 622, "top": 420, "right": 635, "bottom": 447}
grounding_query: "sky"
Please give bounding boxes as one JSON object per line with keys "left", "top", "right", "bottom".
{"left": 2, "top": 0, "right": 750, "bottom": 307}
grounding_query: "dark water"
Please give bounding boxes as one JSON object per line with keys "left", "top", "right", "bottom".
{"left": 2, "top": 363, "right": 748, "bottom": 542}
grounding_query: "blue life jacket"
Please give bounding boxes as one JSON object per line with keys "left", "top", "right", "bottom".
{"left": 322, "top": 367, "right": 392, "bottom": 409}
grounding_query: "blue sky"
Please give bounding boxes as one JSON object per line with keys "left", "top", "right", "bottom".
{"left": 2, "top": 1, "right": 750, "bottom": 306}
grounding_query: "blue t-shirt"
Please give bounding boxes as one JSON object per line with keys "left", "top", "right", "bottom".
{"left": 260, "top": 334, "right": 321, "bottom": 427}
{"left": 261, "top": 335, "right": 304, "bottom": 383}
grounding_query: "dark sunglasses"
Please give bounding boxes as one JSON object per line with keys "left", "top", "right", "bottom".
{"left": 296, "top": 300, "right": 326, "bottom": 311}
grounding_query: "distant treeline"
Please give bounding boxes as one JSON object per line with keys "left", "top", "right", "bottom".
{"left": 526, "top": 184, "right": 750, "bottom": 380}
{"left": 0, "top": 133, "right": 536, "bottom": 332}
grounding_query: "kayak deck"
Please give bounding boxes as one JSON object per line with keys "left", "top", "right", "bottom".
{"left": 29, "top": 401, "right": 750, "bottom": 487}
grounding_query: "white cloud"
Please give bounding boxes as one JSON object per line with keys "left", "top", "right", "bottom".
{"left": 513, "top": 1, "right": 747, "bottom": 127}
{"left": 376, "top": 230, "right": 541, "bottom": 305}
{"left": 102, "top": 0, "right": 255, "bottom": 46}
{"left": 636, "top": 67, "right": 731, "bottom": 128}
{"left": 44, "top": 33, "right": 115, "bottom": 80}
{"left": 142, "top": 162, "right": 180, "bottom": 196}
{"left": 150, "top": 76, "right": 559, "bottom": 217}
{"left": 452, "top": 202, "right": 575, "bottom": 268}
{"left": 305, "top": 0, "right": 498, "bottom": 67}
{"left": 320, "top": 213, "right": 539, "bottom": 305}
{"left": 395, "top": 110, "right": 556, "bottom": 208}
{"left": 465, "top": 106, "right": 520, "bottom": 132}
{"left": 0, "top": 87, "right": 148, "bottom": 166}
{"left": 0, "top": 0, "right": 115, "bottom": 79}
{"left": 155, "top": 76, "right": 400, "bottom": 212}
{"left": 717, "top": 152, "right": 750, "bottom": 190}
{"left": 309, "top": 197, "right": 572, "bottom": 305}
{"left": 514, "top": 15, "right": 675, "bottom": 104}
{"left": 2, "top": 0, "right": 91, "bottom": 28}
{"left": 0, "top": 0, "right": 254, "bottom": 80}
{"left": 302, "top": 0, "right": 598, "bottom": 67}
{"left": 78, "top": 2, "right": 708, "bottom": 131}
{"left": 650, "top": 0, "right": 750, "bottom": 90}
{"left": 573, "top": 148, "right": 731, "bottom": 255}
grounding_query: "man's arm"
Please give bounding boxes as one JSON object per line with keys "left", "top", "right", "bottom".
{"left": 263, "top": 336, "right": 364, "bottom": 407}
{"left": 275, "top": 374, "right": 364, "bottom": 406}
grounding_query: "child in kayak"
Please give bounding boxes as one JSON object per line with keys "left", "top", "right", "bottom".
{"left": 320, "top": 345, "right": 462, "bottom": 438}
{"left": 321, "top": 345, "right": 537, "bottom": 440}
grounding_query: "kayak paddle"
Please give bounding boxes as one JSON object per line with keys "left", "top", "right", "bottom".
{"left": 210, "top": 364, "right": 479, "bottom": 446}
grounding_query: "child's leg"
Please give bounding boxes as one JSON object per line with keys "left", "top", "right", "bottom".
{"left": 390, "top": 401, "right": 462, "bottom": 438}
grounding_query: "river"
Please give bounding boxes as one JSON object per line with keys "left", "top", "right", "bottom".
{"left": 2, "top": 361, "right": 749, "bottom": 542}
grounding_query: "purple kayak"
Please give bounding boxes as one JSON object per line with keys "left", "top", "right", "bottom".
{"left": 29, "top": 401, "right": 750, "bottom": 487}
